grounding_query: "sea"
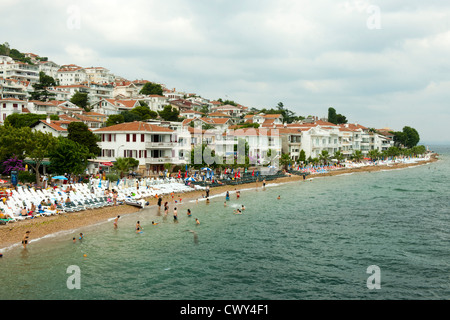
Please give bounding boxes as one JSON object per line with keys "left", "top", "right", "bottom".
{"left": 0, "top": 145, "right": 449, "bottom": 301}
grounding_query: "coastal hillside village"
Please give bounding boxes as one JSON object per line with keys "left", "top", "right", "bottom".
{"left": 0, "top": 44, "right": 401, "bottom": 176}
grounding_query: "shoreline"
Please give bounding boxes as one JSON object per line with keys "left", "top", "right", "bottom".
{"left": 0, "top": 155, "right": 438, "bottom": 252}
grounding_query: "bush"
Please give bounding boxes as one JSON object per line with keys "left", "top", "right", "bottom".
{"left": 18, "top": 171, "right": 35, "bottom": 183}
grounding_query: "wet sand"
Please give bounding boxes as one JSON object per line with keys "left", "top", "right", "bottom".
{"left": 0, "top": 156, "right": 438, "bottom": 250}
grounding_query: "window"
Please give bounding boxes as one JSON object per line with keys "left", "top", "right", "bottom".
{"left": 133, "top": 134, "right": 136, "bottom": 142}
{"left": 126, "top": 134, "right": 130, "bottom": 142}
{"left": 141, "top": 134, "right": 145, "bottom": 142}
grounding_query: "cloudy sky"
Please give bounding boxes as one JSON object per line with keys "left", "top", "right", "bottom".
{"left": 2, "top": 0, "right": 450, "bottom": 143}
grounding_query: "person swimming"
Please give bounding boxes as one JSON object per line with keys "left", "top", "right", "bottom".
{"left": 187, "top": 209, "right": 192, "bottom": 217}
{"left": 136, "top": 221, "right": 142, "bottom": 233}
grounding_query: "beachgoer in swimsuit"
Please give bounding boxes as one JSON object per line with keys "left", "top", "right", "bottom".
{"left": 187, "top": 209, "right": 192, "bottom": 217}
{"left": 136, "top": 221, "right": 142, "bottom": 233}
{"left": 114, "top": 215, "right": 120, "bottom": 229}
{"left": 22, "top": 231, "right": 30, "bottom": 249}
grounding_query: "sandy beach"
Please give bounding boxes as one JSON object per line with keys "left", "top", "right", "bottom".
{"left": 0, "top": 155, "right": 438, "bottom": 250}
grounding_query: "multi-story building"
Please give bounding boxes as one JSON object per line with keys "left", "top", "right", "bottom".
{"left": 56, "top": 64, "right": 87, "bottom": 86}
{"left": 95, "top": 121, "right": 185, "bottom": 173}
{"left": 84, "top": 67, "right": 115, "bottom": 84}
{"left": 0, "top": 78, "right": 31, "bottom": 100}
{"left": 0, "top": 60, "right": 39, "bottom": 84}
{"left": 38, "top": 61, "right": 60, "bottom": 79}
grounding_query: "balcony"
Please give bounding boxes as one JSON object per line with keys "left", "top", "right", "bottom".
{"left": 145, "top": 141, "right": 175, "bottom": 148}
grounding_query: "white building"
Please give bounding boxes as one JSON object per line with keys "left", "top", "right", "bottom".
{"left": 0, "top": 98, "right": 27, "bottom": 123}
{"left": 84, "top": 67, "right": 115, "bottom": 84}
{"left": 0, "top": 60, "right": 39, "bottom": 84}
{"left": 0, "top": 78, "right": 31, "bottom": 100}
{"left": 38, "top": 61, "right": 60, "bottom": 79}
{"left": 56, "top": 64, "right": 87, "bottom": 86}
{"left": 90, "top": 98, "right": 140, "bottom": 116}
{"left": 95, "top": 121, "right": 185, "bottom": 173}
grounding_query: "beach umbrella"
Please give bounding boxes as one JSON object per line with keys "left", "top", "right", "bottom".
{"left": 0, "top": 179, "right": 8, "bottom": 184}
{"left": 252, "top": 170, "right": 254, "bottom": 176}
{"left": 185, "top": 177, "right": 195, "bottom": 182}
{"left": 52, "top": 176, "right": 68, "bottom": 180}
{"left": 201, "top": 167, "right": 212, "bottom": 171}
{"left": 177, "top": 170, "right": 181, "bottom": 178}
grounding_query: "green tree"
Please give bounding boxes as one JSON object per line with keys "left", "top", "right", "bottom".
{"left": 24, "top": 129, "right": 58, "bottom": 186}
{"left": 70, "top": 91, "right": 90, "bottom": 111}
{"left": 280, "top": 153, "right": 292, "bottom": 170}
{"left": 402, "top": 126, "right": 420, "bottom": 148}
{"left": 67, "top": 122, "right": 101, "bottom": 156}
{"left": 113, "top": 157, "right": 135, "bottom": 178}
{"left": 49, "top": 137, "right": 90, "bottom": 175}
{"left": 319, "top": 150, "right": 330, "bottom": 164}
{"left": 5, "top": 113, "right": 58, "bottom": 128}
{"left": 328, "top": 107, "right": 338, "bottom": 124}
{"left": 367, "top": 149, "right": 381, "bottom": 160}
{"left": 158, "top": 105, "right": 180, "bottom": 121}
{"left": 299, "top": 149, "right": 306, "bottom": 162}
{"left": 351, "top": 150, "right": 363, "bottom": 162}
{"left": 130, "top": 105, "right": 158, "bottom": 120}
{"left": 333, "top": 150, "right": 344, "bottom": 161}
{"left": 29, "top": 71, "right": 57, "bottom": 101}
{"left": 106, "top": 114, "right": 125, "bottom": 127}
{"left": 139, "top": 82, "right": 163, "bottom": 95}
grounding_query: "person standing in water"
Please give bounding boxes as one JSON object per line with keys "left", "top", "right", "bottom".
{"left": 173, "top": 207, "right": 178, "bottom": 222}
{"left": 114, "top": 215, "right": 120, "bottom": 229}
{"left": 187, "top": 209, "right": 192, "bottom": 217}
{"left": 22, "top": 231, "right": 30, "bottom": 249}
{"left": 225, "top": 191, "right": 230, "bottom": 201}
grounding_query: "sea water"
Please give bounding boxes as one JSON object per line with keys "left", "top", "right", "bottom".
{"left": 0, "top": 146, "right": 449, "bottom": 300}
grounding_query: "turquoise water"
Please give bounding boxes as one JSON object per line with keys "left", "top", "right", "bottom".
{"left": 1, "top": 146, "right": 449, "bottom": 300}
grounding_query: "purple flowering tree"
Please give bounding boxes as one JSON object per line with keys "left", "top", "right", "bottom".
{"left": 2, "top": 155, "right": 26, "bottom": 175}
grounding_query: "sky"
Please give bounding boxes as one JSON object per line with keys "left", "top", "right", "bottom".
{"left": 2, "top": 0, "right": 450, "bottom": 143}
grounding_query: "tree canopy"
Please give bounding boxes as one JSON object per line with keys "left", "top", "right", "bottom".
{"left": 139, "top": 82, "right": 163, "bottom": 96}
{"left": 158, "top": 105, "right": 180, "bottom": 121}
{"left": 70, "top": 91, "right": 90, "bottom": 111}
{"left": 67, "top": 122, "right": 100, "bottom": 156}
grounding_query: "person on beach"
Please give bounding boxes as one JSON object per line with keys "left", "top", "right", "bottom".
{"left": 114, "top": 215, "right": 120, "bottom": 229}
{"left": 277, "top": 195, "right": 281, "bottom": 200}
{"left": 152, "top": 221, "right": 159, "bottom": 225}
{"left": 263, "top": 179, "right": 266, "bottom": 190}
{"left": 225, "top": 191, "right": 230, "bottom": 201}
{"left": 164, "top": 202, "right": 169, "bottom": 215}
{"left": 173, "top": 207, "right": 178, "bottom": 222}
{"left": 187, "top": 209, "right": 192, "bottom": 217}
{"left": 136, "top": 221, "right": 142, "bottom": 233}
{"left": 157, "top": 197, "right": 162, "bottom": 208}
{"left": 22, "top": 231, "right": 30, "bottom": 249}
{"left": 195, "top": 218, "right": 200, "bottom": 225}
{"left": 79, "top": 233, "right": 83, "bottom": 240}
